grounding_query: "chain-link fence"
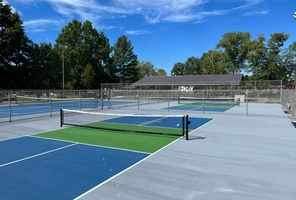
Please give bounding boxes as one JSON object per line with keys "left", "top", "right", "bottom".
{"left": 0, "top": 86, "right": 283, "bottom": 122}
{"left": 0, "top": 90, "right": 101, "bottom": 122}
{"left": 281, "top": 90, "right": 296, "bottom": 120}
{"left": 101, "top": 80, "right": 283, "bottom": 91}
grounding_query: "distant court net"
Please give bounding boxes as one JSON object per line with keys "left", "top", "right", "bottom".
{"left": 178, "top": 97, "right": 239, "bottom": 108}
{"left": 60, "top": 109, "right": 190, "bottom": 138}
{"left": 15, "top": 96, "right": 98, "bottom": 110}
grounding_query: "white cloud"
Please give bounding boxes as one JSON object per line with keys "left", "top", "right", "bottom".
{"left": 244, "top": 10, "right": 269, "bottom": 16}
{"left": 233, "top": 0, "right": 266, "bottom": 10}
{"left": 19, "top": 0, "right": 211, "bottom": 23}
{"left": 113, "top": 0, "right": 210, "bottom": 23}
{"left": 16, "top": 0, "right": 268, "bottom": 33}
{"left": 24, "top": 19, "right": 63, "bottom": 28}
{"left": 125, "top": 29, "right": 150, "bottom": 35}
{"left": 28, "top": 29, "right": 47, "bottom": 33}
{"left": 113, "top": 0, "right": 207, "bottom": 11}
{"left": 164, "top": 10, "right": 230, "bottom": 22}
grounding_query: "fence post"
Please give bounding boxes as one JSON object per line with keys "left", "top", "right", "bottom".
{"left": 167, "top": 90, "right": 170, "bottom": 112}
{"left": 246, "top": 90, "right": 249, "bottom": 116}
{"left": 50, "top": 93, "right": 52, "bottom": 116}
{"left": 9, "top": 92, "right": 12, "bottom": 122}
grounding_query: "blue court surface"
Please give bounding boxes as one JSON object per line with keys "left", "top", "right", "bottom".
{"left": 0, "top": 100, "right": 135, "bottom": 119}
{"left": 103, "top": 116, "right": 213, "bottom": 130}
{"left": 0, "top": 136, "right": 149, "bottom": 200}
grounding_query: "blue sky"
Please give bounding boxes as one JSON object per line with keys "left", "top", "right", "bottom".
{"left": 4, "top": 0, "right": 296, "bottom": 75}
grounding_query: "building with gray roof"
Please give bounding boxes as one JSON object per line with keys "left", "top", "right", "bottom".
{"left": 131, "top": 74, "right": 244, "bottom": 89}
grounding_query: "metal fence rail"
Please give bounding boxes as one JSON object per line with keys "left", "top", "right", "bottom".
{"left": 0, "top": 89, "right": 282, "bottom": 122}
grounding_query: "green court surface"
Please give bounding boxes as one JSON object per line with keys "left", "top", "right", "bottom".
{"left": 35, "top": 125, "right": 183, "bottom": 153}
{"left": 181, "top": 103, "right": 236, "bottom": 108}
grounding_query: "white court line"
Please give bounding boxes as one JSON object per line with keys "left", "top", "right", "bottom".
{"left": 74, "top": 133, "right": 182, "bottom": 200}
{"left": 139, "top": 116, "right": 168, "bottom": 126}
{"left": 32, "top": 135, "right": 151, "bottom": 155}
{"left": 0, "top": 143, "right": 77, "bottom": 168}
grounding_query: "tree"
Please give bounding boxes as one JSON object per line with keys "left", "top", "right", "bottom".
{"left": 266, "top": 32, "right": 289, "bottom": 80}
{"left": 200, "top": 50, "right": 228, "bottom": 74}
{"left": 184, "top": 56, "right": 201, "bottom": 75}
{"left": 171, "top": 62, "right": 185, "bottom": 76}
{"left": 0, "top": 0, "right": 33, "bottom": 88}
{"left": 29, "top": 43, "right": 60, "bottom": 89}
{"left": 137, "top": 61, "right": 155, "bottom": 79}
{"left": 247, "top": 32, "right": 289, "bottom": 80}
{"left": 216, "top": 31, "right": 251, "bottom": 73}
{"left": 153, "top": 68, "right": 167, "bottom": 76}
{"left": 55, "top": 20, "right": 113, "bottom": 89}
{"left": 112, "top": 35, "right": 139, "bottom": 83}
{"left": 282, "top": 42, "right": 296, "bottom": 85}
{"left": 171, "top": 57, "right": 201, "bottom": 76}
{"left": 81, "top": 63, "right": 95, "bottom": 89}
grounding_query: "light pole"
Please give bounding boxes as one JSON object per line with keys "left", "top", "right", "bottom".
{"left": 62, "top": 45, "right": 65, "bottom": 90}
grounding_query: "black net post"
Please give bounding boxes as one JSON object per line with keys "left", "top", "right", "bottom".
{"left": 186, "top": 115, "right": 191, "bottom": 140}
{"left": 60, "top": 109, "right": 64, "bottom": 127}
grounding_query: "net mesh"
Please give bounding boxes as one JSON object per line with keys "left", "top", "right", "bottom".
{"left": 60, "top": 109, "right": 186, "bottom": 137}
{"left": 15, "top": 96, "right": 98, "bottom": 110}
{"left": 178, "top": 97, "right": 239, "bottom": 108}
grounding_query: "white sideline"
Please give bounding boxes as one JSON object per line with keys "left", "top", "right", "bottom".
{"left": 0, "top": 143, "right": 77, "bottom": 168}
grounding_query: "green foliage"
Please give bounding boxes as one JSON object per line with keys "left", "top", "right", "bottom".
{"left": 55, "top": 20, "right": 112, "bottom": 89}
{"left": 171, "top": 62, "right": 185, "bottom": 76}
{"left": 0, "top": 0, "right": 33, "bottom": 88}
{"left": 112, "top": 35, "right": 139, "bottom": 83}
{"left": 247, "top": 32, "right": 289, "bottom": 80}
{"left": 153, "top": 68, "right": 167, "bottom": 76}
{"left": 137, "top": 61, "right": 155, "bottom": 79}
{"left": 1, "top": 0, "right": 296, "bottom": 89}
{"left": 29, "top": 43, "right": 61, "bottom": 89}
{"left": 136, "top": 61, "right": 167, "bottom": 77}
{"left": 175, "top": 31, "right": 293, "bottom": 84}
{"left": 216, "top": 31, "right": 251, "bottom": 73}
{"left": 171, "top": 57, "right": 201, "bottom": 76}
{"left": 81, "top": 63, "right": 96, "bottom": 89}
{"left": 281, "top": 42, "right": 296, "bottom": 85}
{"left": 200, "top": 50, "right": 228, "bottom": 74}
{"left": 184, "top": 56, "right": 201, "bottom": 75}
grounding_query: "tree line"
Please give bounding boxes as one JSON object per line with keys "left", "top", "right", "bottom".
{"left": 172, "top": 32, "right": 296, "bottom": 86}
{"left": 0, "top": 1, "right": 166, "bottom": 89}
{"left": 1, "top": 1, "right": 296, "bottom": 89}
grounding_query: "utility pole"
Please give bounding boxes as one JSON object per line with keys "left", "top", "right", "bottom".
{"left": 62, "top": 45, "right": 65, "bottom": 90}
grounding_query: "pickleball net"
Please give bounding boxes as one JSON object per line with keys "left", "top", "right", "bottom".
{"left": 60, "top": 109, "right": 190, "bottom": 138}
{"left": 15, "top": 96, "right": 98, "bottom": 109}
{"left": 178, "top": 97, "right": 239, "bottom": 108}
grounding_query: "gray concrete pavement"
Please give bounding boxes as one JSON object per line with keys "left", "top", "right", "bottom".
{"left": 1, "top": 102, "right": 296, "bottom": 200}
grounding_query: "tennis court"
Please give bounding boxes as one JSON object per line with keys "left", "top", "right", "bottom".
{"left": 169, "top": 101, "right": 238, "bottom": 112}
{"left": 0, "top": 99, "right": 137, "bottom": 119}
{"left": 0, "top": 110, "right": 212, "bottom": 199}
{"left": 0, "top": 136, "right": 149, "bottom": 200}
